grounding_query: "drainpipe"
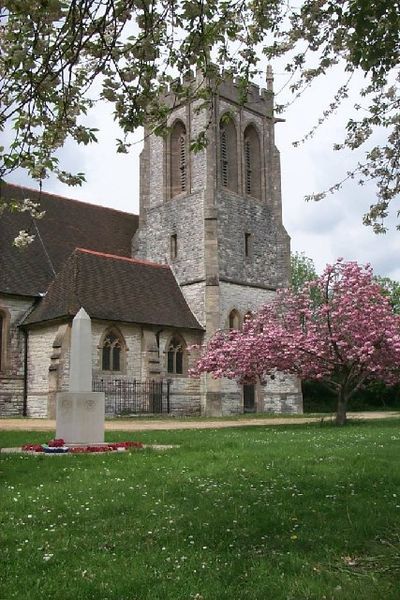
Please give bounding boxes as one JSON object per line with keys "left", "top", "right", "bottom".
{"left": 22, "top": 328, "right": 28, "bottom": 416}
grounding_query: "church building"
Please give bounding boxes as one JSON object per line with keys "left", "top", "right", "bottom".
{"left": 0, "top": 70, "right": 303, "bottom": 418}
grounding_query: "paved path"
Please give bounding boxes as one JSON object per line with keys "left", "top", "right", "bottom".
{"left": 0, "top": 412, "right": 398, "bottom": 432}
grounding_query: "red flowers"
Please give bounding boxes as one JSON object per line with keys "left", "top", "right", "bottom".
{"left": 21, "top": 444, "right": 44, "bottom": 452}
{"left": 21, "top": 439, "right": 143, "bottom": 453}
{"left": 69, "top": 441, "right": 143, "bottom": 453}
{"left": 48, "top": 438, "right": 65, "bottom": 447}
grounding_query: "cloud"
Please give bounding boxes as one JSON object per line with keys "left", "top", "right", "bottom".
{"left": 6, "top": 64, "right": 400, "bottom": 281}
{"left": 274, "top": 67, "right": 400, "bottom": 280}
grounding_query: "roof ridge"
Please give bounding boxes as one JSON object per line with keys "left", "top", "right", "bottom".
{"left": 29, "top": 250, "right": 79, "bottom": 318}
{"left": 75, "top": 248, "right": 170, "bottom": 269}
{"left": 2, "top": 181, "right": 137, "bottom": 218}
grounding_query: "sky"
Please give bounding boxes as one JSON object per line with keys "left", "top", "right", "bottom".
{"left": 8, "top": 66, "right": 400, "bottom": 281}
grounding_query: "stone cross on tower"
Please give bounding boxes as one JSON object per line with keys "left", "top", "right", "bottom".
{"left": 56, "top": 308, "right": 105, "bottom": 444}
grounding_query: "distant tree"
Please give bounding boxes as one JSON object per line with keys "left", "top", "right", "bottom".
{"left": 290, "top": 252, "right": 317, "bottom": 292}
{"left": 195, "top": 260, "right": 400, "bottom": 425}
{"left": 374, "top": 276, "right": 400, "bottom": 314}
{"left": 0, "top": 1, "right": 399, "bottom": 230}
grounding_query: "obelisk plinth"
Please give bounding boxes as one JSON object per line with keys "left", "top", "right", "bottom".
{"left": 56, "top": 308, "right": 105, "bottom": 443}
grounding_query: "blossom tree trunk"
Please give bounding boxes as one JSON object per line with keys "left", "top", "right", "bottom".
{"left": 335, "top": 390, "right": 349, "bottom": 426}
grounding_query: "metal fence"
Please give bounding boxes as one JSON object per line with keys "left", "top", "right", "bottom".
{"left": 93, "top": 378, "right": 171, "bottom": 416}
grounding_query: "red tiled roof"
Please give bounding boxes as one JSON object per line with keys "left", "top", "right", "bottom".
{"left": 75, "top": 248, "right": 169, "bottom": 269}
{"left": 23, "top": 248, "right": 203, "bottom": 330}
{"left": 0, "top": 182, "right": 138, "bottom": 296}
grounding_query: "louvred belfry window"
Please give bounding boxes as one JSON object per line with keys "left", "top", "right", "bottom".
{"left": 245, "top": 139, "right": 252, "bottom": 195}
{"left": 102, "top": 332, "right": 122, "bottom": 371}
{"left": 220, "top": 126, "right": 228, "bottom": 187}
{"left": 180, "top": 135, "right": 186, "bottom": 191}
{"left": 170, "top": 121, "right": 187, "bottom": 198}
{"left": 243, "top": 124, "right": 261, "bottom": 200}
{"left": 219, "top": 118, "right": 238, "bottom": 192}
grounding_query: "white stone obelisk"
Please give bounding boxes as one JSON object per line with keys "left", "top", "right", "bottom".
{"left": 56, "top": 308, "right": 105, "bottom": 443}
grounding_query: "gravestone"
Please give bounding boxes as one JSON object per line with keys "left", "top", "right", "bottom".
{"left": 56, "top": 308, "right": 105, "bottom": 444}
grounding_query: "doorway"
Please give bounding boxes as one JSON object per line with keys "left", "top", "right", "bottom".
{"left": 243, "top": 384, "right": 256, "bottom": 413}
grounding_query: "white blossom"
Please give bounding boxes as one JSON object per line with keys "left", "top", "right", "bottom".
{"left": 13, "top": 230, "right": 35, "bottom": 248}
{"left": 20, "top": 197, "right": 45, "bottom": 220}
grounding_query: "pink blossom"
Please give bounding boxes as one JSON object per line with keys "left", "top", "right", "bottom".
{"left": 194, "top": 260, "right": 400, "bottom": 424}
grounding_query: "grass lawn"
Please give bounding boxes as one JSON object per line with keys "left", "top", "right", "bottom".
{"left": 1, "top": 420, "right": 400, "bottom": 600}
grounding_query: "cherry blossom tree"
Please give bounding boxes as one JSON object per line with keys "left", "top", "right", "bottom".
{"left": 195, "top": 260, "right": 400, "bottom": 425}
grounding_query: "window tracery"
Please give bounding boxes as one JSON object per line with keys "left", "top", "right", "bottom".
{"left": 167, "top": 336, "right": 186, "bottom": 375}
{"left": 101, "top": 330, "right": 123, "bottom": 372}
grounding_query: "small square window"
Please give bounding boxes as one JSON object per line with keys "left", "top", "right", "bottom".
{"left": 170, "top": 234, "right": 178, "bottom": 259}
{"left": 245, "top": 232, "right": 252, "bottom": 257}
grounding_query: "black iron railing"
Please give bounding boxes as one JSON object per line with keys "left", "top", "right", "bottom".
{"left": 93, "top": 378, "right": 171, "bottom": 415}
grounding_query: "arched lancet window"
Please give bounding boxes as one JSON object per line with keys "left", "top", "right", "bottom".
{"left": 243, "top": 124, "right": 261, "bottom": 199}
{"left": 0, "top": 313, "right": 4, "bottom": 372}
{"left": 170, "top": 120, "right": 187, "bottom": 198}
{"left": 220, "top": 118, "right": 238, "bottom": 192}
{"left": 0, "top": 310, "right": 9, "bottom": 372}
{"left": 228, "top": 309, "right": 241, "bottom": 331}
{"left": 101, "top": 329, "right": 124, "bottom": 372}
{"left": 244, "top": 311, "right": 253, "bottom": 323}
{"left": 167, "top": 335, "right": 186, "bottom": 375}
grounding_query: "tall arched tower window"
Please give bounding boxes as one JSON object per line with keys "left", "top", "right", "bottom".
{"left": 170, "top": 120, "right": 187, "bottom": 198}
{"left": 220, "top": 118, "right": 238, "bottom": 192}
{"left": 243, "top": 124, "right": 261, "bottom": 200}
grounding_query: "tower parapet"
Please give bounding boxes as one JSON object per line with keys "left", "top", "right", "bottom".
{"left": 161, "top": 65, "right": 275, "bottom": 118}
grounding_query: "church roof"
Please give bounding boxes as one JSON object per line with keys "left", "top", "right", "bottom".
{"left": 0, "top": 181, "right": 138, "bottom": 297}
{"left": 23, "top": 248, "right": 203, "bottom": 330}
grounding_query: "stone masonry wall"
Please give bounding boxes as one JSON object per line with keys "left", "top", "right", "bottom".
{"left": 217, "top": 192, "right": 290, "bottom": 290}
{"left": 0, "top": 294, "right": 34, "bottom": 416}
{"left": 90, "top": 323, "right": 203, "bottom": 416}
{"left": 218, "top": 283, "right": 303, "bottom": 414}
{"left": 219, "top": 281, "right": 275, "bottom": 329}
{"left": 135, "top": 192, "right": 205, "bottom": 285}
{"left": 26, "top": 323, "right": 61, "bottom": 417}
{"left": 180, "top": 282, "right": 206, "bottom": 327}
{"left": 158, "top": 329, "right": 202, "bottom": 416}
{"left": 92, "top": 321, "right": 142, "bottom": 380}
{"left": 262, "top": 373, "right": 303, "bottom": 414}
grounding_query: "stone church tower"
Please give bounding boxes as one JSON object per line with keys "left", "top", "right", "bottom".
{"left": 133, "top": 68, "right": 302, "bottom": 415}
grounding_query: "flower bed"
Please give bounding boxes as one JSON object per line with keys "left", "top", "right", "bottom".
{"left": 21, "top": 439, "right": 143, "bottom": 454}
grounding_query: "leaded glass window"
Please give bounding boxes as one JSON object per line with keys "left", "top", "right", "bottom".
{"left": 101, "top": 332, "right": 122, "bottom": 371}
{"left": 167, "top": 336, "right": 185, "bottom": 375}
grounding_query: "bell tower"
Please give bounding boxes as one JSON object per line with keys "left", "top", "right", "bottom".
{"left": 133, "top": 68, "right": 302, "bottom": 416}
